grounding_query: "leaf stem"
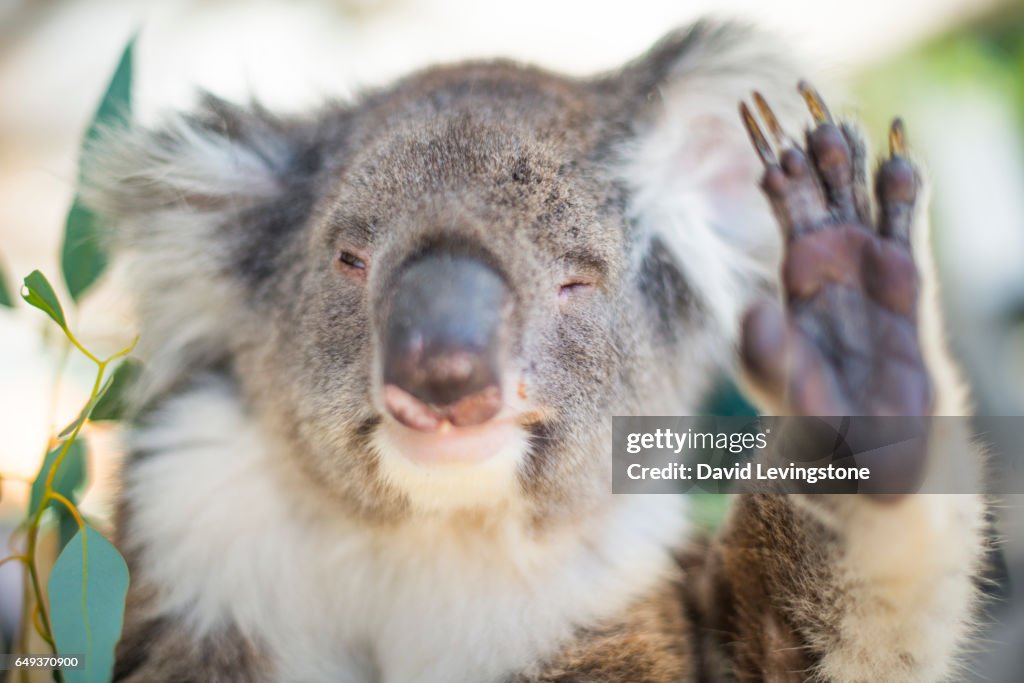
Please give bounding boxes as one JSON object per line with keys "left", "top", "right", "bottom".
{"left": 102, "top": 335, "right": 139, "bottom": 364}
{"left": 16, "top": 274, "right": 138, "bottom": 681}
{"left": 47, "top": 493, "right": 86, "bottom": 534}
{"left": 20, "top": 332, "right": 123, "bottom": 666}
{"left": 25, "top": 553, "right": 55, "bottom": 650}
{"left": 0, "top": 554, "right": 28, "bottom": 570}
{"left": 44, "top": 336, "right": 73, "bottom": 449}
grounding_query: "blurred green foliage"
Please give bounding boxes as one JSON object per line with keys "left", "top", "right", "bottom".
{"left": 855, "top": 3, "right": 1024, "bottom": 138}
{"left": 20, "top": 268, "right": 135, "bottom": 683}
{"left": 0, "top": 258, "right": 13, "bottom": 308}
{"left": 3, "top": 37, "right": 138, "bottom": 681}
{"left": 61, "top": 36, "right": 134, "bottom": 302}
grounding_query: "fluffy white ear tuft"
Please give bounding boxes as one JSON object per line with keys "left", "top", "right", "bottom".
{"left": 609, "top": 22, "right": 811, "bottom": 350}
{"left": 80, "top": 96, "right": 317, "bottom": 405}
{"left": 81, "top": 96, "right": 299, "bottom": 229}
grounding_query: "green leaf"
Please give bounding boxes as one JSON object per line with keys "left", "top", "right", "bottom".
{"left": 48, "top": 526, "right": 130, "bottom": 683}
{"left": 83, "top": 36, "right": 134, "bottom": 152}
{"left": 0, "top": 258, "right": 13, "bottom": 308}
{"left": 90, "top": 359, "right": 142, "bottom": 422}
{"left": 57, "top": 371, "right": 115, "bottom": 438}
{"left": 58, "top": 397, "right": 96, "bottom": 440}
{"left": 30, "top": 439, "right": 89, "bottom": 554}
{"left": 58, "top": 511, "right": 82, "bottom": 555}
{"left": 61, "top": 199, "right": 108, "bottom": 303}
{"left": 21, "top": 270, "right": 67, "bottom": 329}
{"left": 62, "top": 35, "right": 134, "bottom": 302}
{"left": 55, "top": 361, "right": 137, "bottom": 439}
{"left": 28, "top": 440, "right": 88, "bottom": 519}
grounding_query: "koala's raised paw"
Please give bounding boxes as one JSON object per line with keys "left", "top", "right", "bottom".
{"left": 737, "top": 82, "right": 932, "bottom": 418}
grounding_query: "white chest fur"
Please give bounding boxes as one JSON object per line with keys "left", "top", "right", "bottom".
{"left": 121, "top": 381, "right": 689, "bottom": 682}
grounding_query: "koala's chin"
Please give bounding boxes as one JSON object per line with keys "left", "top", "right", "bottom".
{"left": 372, "top": 417, "right": 532, "bottom": 513}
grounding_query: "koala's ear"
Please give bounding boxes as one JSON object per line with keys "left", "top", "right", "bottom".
{"left": 594, "top": 21, "right": 810, "bottom": 343}
{"left": 81, "top": 94, "right": 337, "bottom": 402}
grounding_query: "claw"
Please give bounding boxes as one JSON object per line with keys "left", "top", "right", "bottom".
{"left": 740, "top": 101, "right": 776, "bottom": 165}
{"left": 752, "top": 91, "right": 787, "bottom": 144}
{"left": 797, "top": 80, "right": 833, "bottom": 124}
{"left": 889, "top": 118, "right": 908, "bottom": 156}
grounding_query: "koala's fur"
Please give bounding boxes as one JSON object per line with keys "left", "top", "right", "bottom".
{"left": 83, "top": 20, "right": 985, "bottom": 682}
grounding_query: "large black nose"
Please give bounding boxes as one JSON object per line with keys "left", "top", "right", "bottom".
{"left": 382, "top": 253, "right": 508, "bottom": 431}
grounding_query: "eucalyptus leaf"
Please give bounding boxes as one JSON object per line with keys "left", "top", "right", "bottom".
{"left": 28, "top": 440, "right": 87, "bottom": 519}
{"left": 62, "top": 35, "right": 134, "bottom": 302}
{"left": 48, "top": 526, "right": 130, "bottom": 683}
{"left": 90, "top": 359, "right": 142, "bottom": 422}
{"left": 83, "top": 36, "right": 134, "bottom": 153}
{"left": 61, "top": 199, "right": 108, "bottom": 303}
{"left": 21, "top": 270, "right": 67, "bottom": 329}
{"left": 55, "top": 363, "right": 132, "bottom": 438}
{"left": 58, "top": 511, "right": 81, "bottom": 554}
{"left": 0, "top": 258, "right": 13, "bottom": 308}
{"left": 57, "top": 398, "right": 95, "bottom": 440}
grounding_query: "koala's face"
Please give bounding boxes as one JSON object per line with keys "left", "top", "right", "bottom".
{"left": 88, "top": 25, "right": 794, "bottom": 522}
{"left": 275, "top": 68, "right": 654, "bottom": 519}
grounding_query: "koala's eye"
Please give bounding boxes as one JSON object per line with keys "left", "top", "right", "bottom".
{"left": 335, "top": 249, "right": 369, "bottom": 278}
{"left": 339, "top": 251, "right": 366, "bottom": 269}
{"left": 558, "top": 279, "right": 595, "bottom": 302}
{"left": 557, "top": 257, "right": 602, "bottom": 306}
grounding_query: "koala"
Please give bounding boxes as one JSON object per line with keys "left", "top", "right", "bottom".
{"left": 82, "top": 20, "right": 986, "bottom": 683}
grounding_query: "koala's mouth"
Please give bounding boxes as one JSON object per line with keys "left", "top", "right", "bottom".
{"left": 371, "top": 411, "right": 542, "bottom": 512}
{"left": 382, "top": 383, "right": 504, "bottom": 432}
{"left": 373, "top": 375, "right": 546, "bottom": 467}
{"left": 376, "top": 416, "right": 529, "bottom": 466}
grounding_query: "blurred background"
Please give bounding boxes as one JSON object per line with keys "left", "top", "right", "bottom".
{"left": 1, "top": 0, "right": 1023, "bottom": 679}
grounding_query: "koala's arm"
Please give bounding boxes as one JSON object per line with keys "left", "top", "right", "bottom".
{"left": 695, "top": 90, "right": 986, "bottom": 682}
{"left": 682, "top": 492, "right": 983, "bottom": 682}
{"left": 522, "top": 497, "right": 983, "bottom": 682}
{"left": 527, "top": 89, "right": 986, "bottom": 683}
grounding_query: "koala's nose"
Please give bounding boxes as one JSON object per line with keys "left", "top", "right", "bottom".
{"left": 381, "top": 253, "right": 508, "bottom": 431}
